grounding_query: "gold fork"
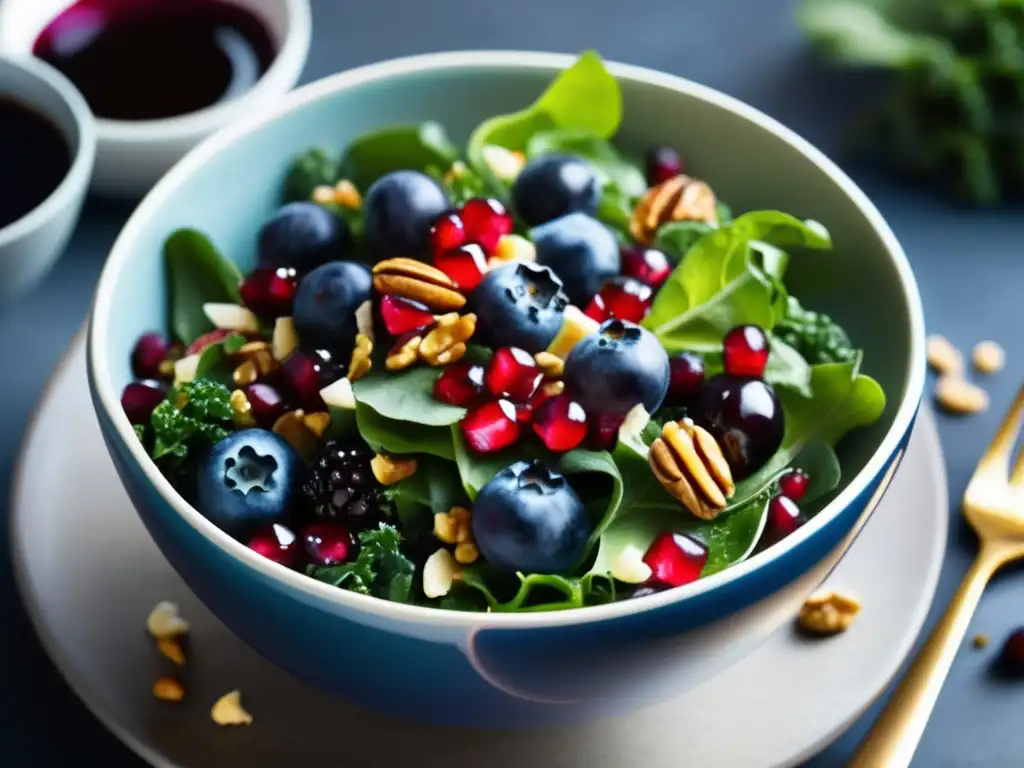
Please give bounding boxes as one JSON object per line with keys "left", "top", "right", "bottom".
{"left": 850, "top": 385, "right": 1024, "bottom": 767}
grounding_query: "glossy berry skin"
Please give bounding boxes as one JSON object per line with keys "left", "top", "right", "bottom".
{"left": 380, "top": 295, "right": 435, "bottom": 336}
{"left": 564, "top": 319, "right": 670, "bottom": 418}
{"left": 433, "top": 361, "right": 485, "bottom": 407}
{"left": 643, "top": 531, "right": 709, "bottom": 588}
{"left": 997, "top": 629, "right": 1024, "bottom": 676}
{"left": 434, "top": 242, "right": 488, "bottom": 291}
{"left": 239, "top": 267, "right": 298, "bottom": 318}
{"left": 584, "top": 277, "right": 652, "bottom": 324}
{"left": 667, "top": 352, "right": 705, "bottom": 403}
{"left": 302, "top": 522, "right": 356, "bottom": 566}
{"left": 461, "top": 198, "right": 513, "bottom": 254}
{"left": 472, "top": 460, "right": 590, "bottom": 574}
{"left": 244, "top": 382, "right": 286, "bottom": 426}
{"left": 532, "top": 212, "right": 620, "bottom": 306}
{"left": 621, "top": 245, "right": 672, "bottom": 287}
{"left": 511, "top": 153, "right": 600, "bottom": 227}
{"left": 292, "top": 261, "right": 372, "bottom": 352}
{"left": 363, "top": 170, "right": 450, "bottom": 261}
{"left": 588, "top": 412, "right": 625, "bottom": 451}
{"left": 760, "top": 496, "right": 805, "bottom": 549}
{"left": 645, "top": 146, "right": 683, "bottom": 186}
{"left": 131, "top": 332, "right": 170, "bottom": 379}
{"left": 247, "top": 523, "right": 300, "bottom": 567}
{"left": 196, "top": 429, "right": 303, "bottom": 540}
{"left": 723, "top": 324, "right": 770, "bottom": 378}
{"left": 460, "top": 400, "right": 520, "bottom": 455}
{"left": 695, "top": 375, "right": 784, "bottom": 479}
{"left": 430, "top": 211, "right": 466, "bottom": 252}
{"left": 485, "top": 347, "right": 542, "bottom": 402}
{"left": 470, "top": 262, "right": 569, "bottom": 354}
{"left": 258, "top": 202, "right": 352, "bottom": 271}
{"left": 532, "top": 395, "right": 588, "bottom": 452}
{"left": 779, "top": 469, "right": 810, "bottom": 502}
{"left": 281, "top": 353, "right": 326, "bottom": 412}
{"left": 121, "top": 380, "right": 168, "bottom": 425}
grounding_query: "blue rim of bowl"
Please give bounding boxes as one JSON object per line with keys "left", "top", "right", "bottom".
{"left": 87, "top": 50, "right": 928, "bottom": 629}
{"left": 0, "top": 54, "right": 95, "bottom": 247}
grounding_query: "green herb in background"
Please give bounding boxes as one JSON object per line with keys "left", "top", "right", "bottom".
{"left": 798, "top": 0, "right": 1024, "bottom": 204}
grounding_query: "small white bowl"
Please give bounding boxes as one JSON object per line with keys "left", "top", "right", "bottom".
{"left": 0, "top": 0, "right": 311, "bottom": 198}
{"left": 0, "top": 54, "right": 95, "bottom": 302}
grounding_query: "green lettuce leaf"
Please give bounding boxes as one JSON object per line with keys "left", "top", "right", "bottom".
{"left": 339, "top": 123, "right": 460, "bottom": 190}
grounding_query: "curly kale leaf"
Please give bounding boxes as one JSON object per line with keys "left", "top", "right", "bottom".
{"left": 148, "top": 379, "right": 233, "bottom": 464}
{"left": 308, "top": 524, "right": 416, "bottom": 603}
{"left": 774, "top": 296, "right": 859, "bottom": 365}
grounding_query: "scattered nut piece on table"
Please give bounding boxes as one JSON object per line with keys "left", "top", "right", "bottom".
{"left": 934, "top": 376, "right": 989, "bottom": 415}
{"left": 211, "top": 690, "right": 253, "bottom": 726}
{"left": 926, "top": 334, "right": 963, "bottom": 375}
{"left": 153, "top": 676, "right": 185, "bottom": 702}
{"left": 973, "top": 633, "right": 990, "bottom": 650}
{"left": 972, "top": 340, "right": 1005, "bottom": 374}
{"left": 157, "top": 637, "right": 186, "bottom": 665}
{"left": 146, "top": 601, "right": 190, "bottom": 640}
{"left": 797, "top": 591, "right": 861, "bottom": 636}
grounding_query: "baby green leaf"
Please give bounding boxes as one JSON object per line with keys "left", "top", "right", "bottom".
{"left": 654, "top": 221, "right": 716, "bottom": 262}
{"left": 340, "top": 123, "right": 460, "bottom": 190}
{"left": 194, "top": 332, "right": 247, "bottom": 385}
{"left": 450, "top": 427, "right": 531, "bottom": 499}
{"left": 283, "top": 147, "right": 341, "bottom": 202}
{"left": 387, "top": 455, "right": 466, "bottom": 518}
{"left": 764, "top": 335, "right": 813, "bottom": 397}
{"left": 352, "top": 368, "right": 466, "bottom": 427}
{"left": 355, "top": 402, "right": 455, "bottom": 460}
{"left": 526, "top": 128, "right": 647, "bottom": 198}
{"left": 467, "top": 51, "right": 621, "bottom": 186}
{"left": 164, "top": 229, "right": 243, "bottom": 345}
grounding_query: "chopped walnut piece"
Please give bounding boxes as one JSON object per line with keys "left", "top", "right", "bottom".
{"left": 146, "top": 601, "right": 190, "bottom": 640}
{"left": 157, "top": 638, "right": 185, "bottom": 666}
{"left": 370, "top": 453, "right": 418, "bottom": 485}
{"left": 153, "top": 677, "right": 185, "bottom": 702}
{"left": 798, "top": 591, "right": 861, "bottom": 636}
{"left": 211, "top": 690, "right": 253, "bottom": 726}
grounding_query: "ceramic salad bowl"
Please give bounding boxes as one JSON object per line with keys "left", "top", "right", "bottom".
{"left": 87, "top": 51, "right": 925, "bottom": 727}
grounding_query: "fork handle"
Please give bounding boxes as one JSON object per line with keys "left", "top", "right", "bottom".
{"left": 849, "top": 548, "right": 1002, "bottom": 767}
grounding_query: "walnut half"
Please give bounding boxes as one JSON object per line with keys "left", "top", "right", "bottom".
{"left": 797, "top": 591, "right": 861, "bottom": 636}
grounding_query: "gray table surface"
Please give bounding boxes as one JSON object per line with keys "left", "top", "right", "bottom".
{"left": 2, "top": 1, "right": 1022, "bottom": 765}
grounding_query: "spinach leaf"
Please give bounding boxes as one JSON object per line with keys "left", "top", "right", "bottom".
{"left": 459, "top": 568, "right": 616, "bottom": 612}
{"left": 450, "top": 426, "right": 531, "bottom": 499}
{"left": 643, "top": 211, "right": 831, "bottom": 352}
{"left": 164, "top": 229, "right": 243, "bottom": 345}
{"left": 467, "top": 51, "right": 621, "bottom": 188}
{"left": 387, "top": 455, "right": 466, "bottom": 520}
{"left": 283, "top": 147, "right": 340, "bottom": 202}
{"left": 525, "top": 128, "right": 647, "bottom": 198}
{"left": 355, "top": 402, "right": 455, "bottom": 460}
{"left": 308, "top": 524, "right": 415, "bottom": 603}
{"left": 339, "top": 123, "right": 460, "bottom": 190}
{"left": 352, "top": 368, "right": 466, "bottom": 427}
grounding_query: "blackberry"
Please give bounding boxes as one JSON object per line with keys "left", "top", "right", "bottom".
{"left": 302, "top": 440, "right": 392, "bottom": 529}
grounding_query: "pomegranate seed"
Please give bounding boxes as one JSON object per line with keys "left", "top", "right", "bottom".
{"left": 245, "top": 382, "right": 286, "bottom": 426}
{"left": 435, "top": 243, "right": 488, "bottom": 291}
{"left": 460, "top": 198, "right": 513, "bottom": 254}
{"left": 131, "top": 332, "right": 170, "bottom": 379}
{"left": 668, "top": 353, "right": 705, "bottom": 401}
{"left": 380, "top": 295, "right": 435, "bottom": 336}
{"left": 588, "top": 412, "right": 624, "bottom": 450}
{"left": 761, "top": 495, "right": 805, "bottom": 549}
{"left": 722, "top": 324, "right": 770, "bottom": 378}
{"left": 282, "top": 352, "right": 325, "bottom": 412}
{"left": 185, "top": 328, "right": 234, "bottom": 356}
{"left": 485, "top": 347, "right": 542, "bottom": 402}
{"left": 302, "top": 522, "right": 356, "bottom": 566}
{"left": 532, "top": 395, "right": 588, "bottom": 452}
{"left": 593, "top": 278, "right": 653, "bottom": 323}
{"left": 431, "top": 211, "right": 466, "bottom": 253}
{"left": 433, "top": 361, "right": 485, "bottom": 407}
{"left": 239, "top": 267, "right": 298, "bottom": 318}
{"left": 998, "top": 629, "right": 1024, "bottom": 676}
{"left": 121, "top": 380, "right": 168, "bottom": 425}
{"left": 247, "top": 523, "right": 299, "bottom": 567}
{"left": 460, "top": 400, "right": 520, "bottom": 454}
{"left": 621, "top": 246, "right": 671, "bottom": 287}
{"left": 645, "top": 146, "right": 683, "bottom": 186}
{"left": 643, "top": 531, "right": 708, "bottom": 588}
{"left": 779, "top": 469, "right": 810, "bottom": 502}
{"left": 584, "top": 293, "right": 610, "bottom": 323}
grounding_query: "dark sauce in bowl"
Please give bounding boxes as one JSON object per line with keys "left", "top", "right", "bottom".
{"left": 0, "top": 99, "right": 71, "bottom": 229}
{"left": 33, "top": 0, "right": 277, "bottom": 122}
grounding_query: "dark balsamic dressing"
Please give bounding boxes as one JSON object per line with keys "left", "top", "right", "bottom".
{"left": 0, "top": 100, "right": 71, "bottom": 229}
{"left": 33, "top": 0, "right": 277, "bottom": 122}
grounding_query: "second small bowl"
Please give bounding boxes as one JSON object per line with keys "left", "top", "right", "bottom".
{"left": 0, "top": 0, "right": 312, "bottom": 198}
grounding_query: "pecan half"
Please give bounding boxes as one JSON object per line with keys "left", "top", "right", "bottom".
{"left": 630, "top": 174, "right": 718, "bottom": 244}
{"left": 373, "top": 257, "right": 466, "bottom": 313}
{"left": 649, "top": 419, "right": 734, "bottom": 520}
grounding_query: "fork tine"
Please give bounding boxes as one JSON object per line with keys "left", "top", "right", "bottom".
{"left": 977, "top": 382, "right": 1024, "bottom": 482}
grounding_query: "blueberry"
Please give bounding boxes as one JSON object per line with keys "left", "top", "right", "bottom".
{"left": 363, "top": 170, "right": 450, "bottom": 261}
{"left": 472, "top": 460, "right": 590, "bottom": 574}
{"left": 532, "top": 213, "right": 620, "bottom": 306}
{"left": 196, "top": 429, "right": 303, "bottom": 539}
{"left": 293, "top": 261, "right": 372, "bottom": 353}
{"left": 564, "top": 319, "right": 670, "bottom": 418}
{"left": 511, "top": 154, "right": 600, "bottom": 227}
{"left": 694, "top": 375, "right": 784, "bottom": 480}
{"left": 258, "top": 202, "right": 352, "bottom": 271}
{"left": 470, "top": 262, "right": 569, "bottom": 354}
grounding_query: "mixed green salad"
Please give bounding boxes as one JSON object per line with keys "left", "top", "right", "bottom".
{"left": 120, "top": 51, "right": 885, "bottom": 613}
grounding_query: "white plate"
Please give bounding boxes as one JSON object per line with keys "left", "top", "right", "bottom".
{"left": 10, "top": 334, "right": 947, "bottom": 768}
